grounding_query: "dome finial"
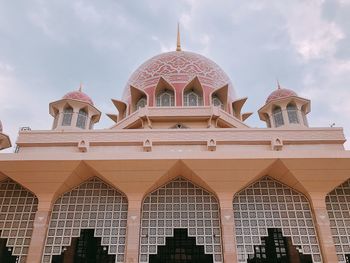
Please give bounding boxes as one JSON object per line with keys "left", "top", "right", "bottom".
{"left": 276, "top": 79, "right": 281, "bottom": 90}
{"left": 176, "top": 23, "right": 181, "bottom": 51}
{"left": 79, "top": 82, "right": 83, "bottom": 92}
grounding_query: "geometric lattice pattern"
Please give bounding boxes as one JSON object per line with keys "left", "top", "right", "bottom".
{"left": 42, "top": 177, "right": 128, "bottom": 263}
{"left": 233, "top": 176, "right": 322, "bottom": 263}
{"left": 140, "top": 177, "right": 223, "bottom": 263}
{"left": 124, "top": 51, "right": 234, "bottom": 99}
{"left": 0, "top": 178, "right": 38, "bottom": 263}
{"left": 326, "top": 179, "right": 350, "bottom": 263}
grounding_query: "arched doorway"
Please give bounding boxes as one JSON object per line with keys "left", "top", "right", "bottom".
{"left": 233, "top": 176, "right": 321, "bottom": 263}
{"left": 149, "top": 229, "right": 213, "bottom": 263}
{"left": 0, "top": 236, "right": 17, "bottom": 263}
{"left": 247, "top": 228, "right": 312, "bottom": 263}
{"left": 52, "top": 229, "right": 115, "bottom": 263}
{"left": 139, "top": 177, "right": 222, "bottom": 263}
{"left": 42, "top": 177, "right": 128, "bottom": 263}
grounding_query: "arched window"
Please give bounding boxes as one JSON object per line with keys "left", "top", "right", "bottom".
{"left": 136, "top": 97, "right": 147, "bottom": 110}
{"left": 287, "top": 103, "right": 299, "bottom": 124}
{"left": 273, "top": 106, "right": 284, "bottom": 127}
{"left": 212, "top": 95, "right": 224, "bottom": 109}
{"left": 76, "top": 109, "right": 88, "bottom": 129}
{"left": 156, "top": 90, "right": 174, "bottom": 107}
{"left": 62, "top": 106, "right": 73, "bottom": 126}
{"left": 184, "top": 90, "right": 203, "bottom": 106}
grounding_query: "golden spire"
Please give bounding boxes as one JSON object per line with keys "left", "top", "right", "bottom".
{"left": 176, "top": 23, "right": 182, "bottom": 51}
{"left": 79, "top": 82, "right": 83, "bottom": 92}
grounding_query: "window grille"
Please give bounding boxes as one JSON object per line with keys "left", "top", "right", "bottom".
{"left": 62, "top": 107, "right": 73, "bottom": 126}
{"left": 287, "top": 104, "right": 299, "bottom": 124}
{"left": 212, "top": 96, "right": 224, "bottom": 109}
{"left": 137, "top": 97, "right": 147, "bottom": 110}
{"left": 76, "top": 109, "right": 88, "bottom": 129}
{"left": 140, "top": 177, "right": 222, "bottom": 263}
{"left": 272, "top": 107, "right": 284, "bottom": 127}
{"left": 42, "top": 177, "right": 128, "bottom": 263}
{"left": 156, "top": 90, "right": 174, "bottom": 107}
{"left": 326, "top": 179, "right": 350, "bottom": 263}
{"left": 184, "top": 90, "right": 203, "bottom": 106}
{"left": 0, "top": 179, "right": 38, "bottom": 263}
{"left": 233, "top": 176, "right": 321, "bottom": 263}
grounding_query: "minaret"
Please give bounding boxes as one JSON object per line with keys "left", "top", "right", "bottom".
{"left": 258, "top": 83, "right": 310, "bottom": 128}
{"left": 49, "top": 85, "right": 101, "bottom": 130}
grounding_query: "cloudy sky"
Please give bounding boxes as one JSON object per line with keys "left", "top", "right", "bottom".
{"left": 1, "top": 0, "right": 350, "bottom": 151}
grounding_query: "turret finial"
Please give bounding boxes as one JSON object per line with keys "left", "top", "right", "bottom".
{"left": 176, "top": 23, "right": 181, "bottom": 51}
{"left": 79, "top": 82, "right": 83, "bottom": 92}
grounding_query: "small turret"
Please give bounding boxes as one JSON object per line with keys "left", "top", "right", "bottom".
{"left": 0, "top": 120, "right": 12, "bottom": 150}
{"left": 49, "top": 85, "right": 101, "bottom": 130}
{"left": 258, "top": 83, "right": 310, "bottom": 128}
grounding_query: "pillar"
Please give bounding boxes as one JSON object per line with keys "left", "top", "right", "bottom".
{"left": 125, "top": 193, "right": 143, "bottom": 263}
{"left": 218, "top": 192, "right": 238, "bottom": 263}
{"left": 26, "top": 200, "right": 52, "bottom": 263}
{"left": 310, "top": 193, "right": 338, "bottom": 263}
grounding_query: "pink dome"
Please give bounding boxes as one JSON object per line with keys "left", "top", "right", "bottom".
{"left": 266, "top": 88, "right": 297, "bottom": 104}
{"left": 63, "top": 90, "right": 94, "bottom": 105}
{"left": 123, "top": 51, "right": 235, "bottom": 101}
{"left": 0, "top": 120, "right": 2, "bottom": 132}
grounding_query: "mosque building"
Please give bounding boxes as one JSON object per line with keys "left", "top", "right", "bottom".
{"left": 0, "top": 28, "right": 350, "bottom": 263}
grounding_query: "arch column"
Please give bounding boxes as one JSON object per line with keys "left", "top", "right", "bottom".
{"left": 26, "top": 198, "right": 52, "bottom": 263}
{"left": 309, "top": 193, "right": 338, "bottom": 263}
{"left": 125, "top": 193, "right": 143, "bottom": 263}
{"left": 218, "top": 192, "right": 237, "bottom": 263}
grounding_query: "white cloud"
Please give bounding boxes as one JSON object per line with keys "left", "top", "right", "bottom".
{"left": 278, "top": 0, "right": 344, "bottom": 61}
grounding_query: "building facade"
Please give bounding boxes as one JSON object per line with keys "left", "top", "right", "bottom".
{"left": 0, "top": 36, "right": 349, "bottom": 263}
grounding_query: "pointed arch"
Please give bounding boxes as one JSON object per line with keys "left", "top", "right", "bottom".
{"left": 139, "top": 176, "right": 223, "bottom": 263}
{"left": 154, "top": 77, "right": 176, "bottom": 107}
{"left": 130, "top": 85, "right": 148, "bottom": 112}
{"left": 182, "top": 77, "right": 204, "bottom": 106}
{"left": 76, "top": 107, "right": 88, "bottom": 129}
{"left": 233, "top": 176, "right": 321, "bottom": 263}
{"left": 42, "top": 177, "right": 128, "bottom": 263}
{"left": 326, "top": 178, "right": 350, "bottom": 262}
{"left": 210, "top": 84, "right": 228, "bottom": 110}
{"left": 272, "top": 105, "right": 284, "bottom": 127}
{"left": 62, "top": 104, "right": 73, "bottom": 126}
{"left": 110, "top": 99, "right": 128, "bottom": 121}
{"left": 287, "top": 102, "right": 299, "bottom": 124}
{"left": 0, "top": 178, "right": 38, "bottom": 262}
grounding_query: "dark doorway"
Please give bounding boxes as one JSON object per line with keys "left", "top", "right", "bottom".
{"left": 0, "top": 238, "right": 17, "bottom": 263}
{"left": 247, "top": 228, "right": 313, "bottom": 263}
{"left": 149, "top": 228, "right": 213, "bottom": 263}
{"left": 52, "top": 229, "right": 115, "bottom": 263}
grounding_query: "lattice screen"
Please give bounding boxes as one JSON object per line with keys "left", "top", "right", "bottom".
{"left": 326, "top": 179, "right": 350, "bottom": 263}
{"left": 233, "top": 176, "right": 322, "bottom": 262}
{"left": 140, "top": 177, "right": 223, "bottom": 263}
{"left": 0, "top": 178, "right": 38, "bottom": 263}
{"left": 42, "top": 177, "right": 128, "bottom": 263}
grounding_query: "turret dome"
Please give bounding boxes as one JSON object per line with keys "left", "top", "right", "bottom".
{"left": 63, "top": 89, "right": 94, "bottom": 105}
{"left": 266, "top": 87, "right": 297, "bottom": 104}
